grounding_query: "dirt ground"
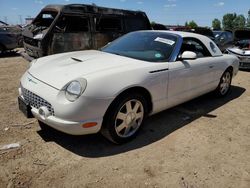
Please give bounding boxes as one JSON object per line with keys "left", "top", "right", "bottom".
{"left": 0, "top": 51, "right": 249, "bottom": 188}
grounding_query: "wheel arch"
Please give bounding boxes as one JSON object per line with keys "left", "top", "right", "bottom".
{"left": 226, "top": 65, "right": 233, "bottom": 74}
{"left": 103, "top": 86, "right": 153, "bottom": 121}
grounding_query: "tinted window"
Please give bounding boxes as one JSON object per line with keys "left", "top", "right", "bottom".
{"left": 96, "top": 17, "right": 122, "bottom": 32}
{"left": 56, "top": 16, "right": 89, "bottom": 32}
{"left": 213, "top": 31, "right": 222, "bottom": 38}
{"left": 124, "top": 18, "right": 148, "bottom": 32}
{"left": 102, "top": 32, "right": 177, "bottom": 62}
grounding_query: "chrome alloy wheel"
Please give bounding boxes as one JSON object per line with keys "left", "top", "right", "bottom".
{"left": 115, "top": 99, "right": 144, "bottom": 138}
{"left": 220, "top": 72, "right": 231, "bottom": 95}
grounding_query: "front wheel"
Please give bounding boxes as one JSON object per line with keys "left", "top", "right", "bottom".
{"left": 214, "top": 69, "right": 232, "bottom": 97}
{"left": 101, "top": 93, "right": 147, "bottom": 144}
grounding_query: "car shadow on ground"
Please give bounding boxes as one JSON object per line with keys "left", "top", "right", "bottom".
{"left": 37, "top": 85, "right": 245, "bottom": 158}
{"left": 0, "top": 50, "right": 21, "bottom": 58}
{"left": 239, "top": 69, "right": 250, "bottom": 72}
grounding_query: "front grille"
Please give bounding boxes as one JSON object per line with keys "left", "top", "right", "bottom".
{"left": 24, "top": 36, "right": 38, "bottom": 47}
{"left": 21, "top": 86, "right": 55, "bottom": 116}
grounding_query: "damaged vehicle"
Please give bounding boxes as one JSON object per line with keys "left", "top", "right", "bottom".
{"left": 18, "top": 31, "right": 239, "bottom": 143}
{"left": 0, "top": 21, "right": 23, "bottom": 53}
{"left": 22, "top": 4, "right": 151, "bottom": 59}
{"left": 213, "top": 30, "right": 234, "bottom": 52}
{"left": 226, "top": 29, "right": 250, "bottom": 69}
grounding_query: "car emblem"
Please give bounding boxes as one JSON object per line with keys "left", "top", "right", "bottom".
{"left": 28, "top": 77, "right": 37, "bottom": 84}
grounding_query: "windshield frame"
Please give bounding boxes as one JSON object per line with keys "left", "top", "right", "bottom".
{"left": 32, "top": 10, "right": 58, "bottom": 28}
{"left": 101, "top": 31, "right": 180, "bottom": 63}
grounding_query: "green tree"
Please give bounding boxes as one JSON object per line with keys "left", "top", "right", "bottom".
{"left": 212, "top": 18, "right": 221, "bottom": 30}
{"left": 233, "top": 15, "right": 246, "bottom": 29}
{"left": 151, "top": 21, "right": 156, "bottom": 25}
{"left": 222, "top": 13, "right": 237, "bottom": 30}
{"left": 187, "top": 20, "right": 198, "bottom": 28}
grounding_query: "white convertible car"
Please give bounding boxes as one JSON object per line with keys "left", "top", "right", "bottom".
{"left": 18, "top": 31, "right": 239, "bottom": 143}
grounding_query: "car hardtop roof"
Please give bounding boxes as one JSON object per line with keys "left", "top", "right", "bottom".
{"left": 138, "top": 30, "right": 213, "bottom": 40}
{"left": 42, "top": 4, "right": 146, "bottom": 16}
{"left": 137, "top": 30, "right": 222, "bottom": 56}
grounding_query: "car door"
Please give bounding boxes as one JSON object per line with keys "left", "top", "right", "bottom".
{"left": 167, "top": 38, "right": 214, "bottom": 107}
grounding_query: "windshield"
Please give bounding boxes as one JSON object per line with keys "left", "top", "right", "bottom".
{"left": 33, "top": 11, "right": 58, "bottom": 28}
{"left": 101, "top": 32, "right": 178, "bottom": 62}
{"left": 213, "top": 31, "right": 222, "bottom": 38}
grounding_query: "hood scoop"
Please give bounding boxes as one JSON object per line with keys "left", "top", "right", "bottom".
{"left": 71, "top": 57, "right": 83, "bottom": 62}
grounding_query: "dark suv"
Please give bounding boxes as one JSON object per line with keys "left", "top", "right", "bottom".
{"left": 22, "top": 4, "right": 151, "bottom": 58}
{"left": 213, "top": 30, "right": 234, "bottom": 52}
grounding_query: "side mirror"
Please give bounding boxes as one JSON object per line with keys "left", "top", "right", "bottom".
{"left": 180, "top": 51, "right": 197, "bottom": 60}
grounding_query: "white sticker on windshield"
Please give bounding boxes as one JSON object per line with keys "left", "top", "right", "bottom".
{"left": 154, "top": 37, "right": 175, "bottom": 45}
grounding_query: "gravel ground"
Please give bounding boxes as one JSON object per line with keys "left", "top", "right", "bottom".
{"left": 0, "top": 51, "right": 249, "bottom": 188}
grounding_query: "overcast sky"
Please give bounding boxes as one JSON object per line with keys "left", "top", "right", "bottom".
{"left": 0, "top": 0, "right": 249, "bottom": 26}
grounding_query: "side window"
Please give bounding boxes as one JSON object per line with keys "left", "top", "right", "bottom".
{"left": 124, "top": 18, "right": 148, "bottom": 32}
{"left": 96, "top": 17, "right": 122, "bottom": 32}
{"left": 180, "top": 38, "right": 211, "bottom": 58}
{"left": 55, "top": 16, "right": 89, "bottom": 33}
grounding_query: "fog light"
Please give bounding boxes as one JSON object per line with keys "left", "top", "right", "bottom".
{"left": 38, "top": 106, "right": 51, "bottom": 120}
{"left": 18, "top": 87, "right": 22, "bottom": 96}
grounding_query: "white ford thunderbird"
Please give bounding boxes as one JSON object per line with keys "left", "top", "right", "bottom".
{"left": 18, "top": 31, "right": 239, "bottom": 143}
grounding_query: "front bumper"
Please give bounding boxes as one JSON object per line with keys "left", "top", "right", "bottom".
{"left": 19, "top": 72, "right": 113, "bottom": 135}
{"left": 23, "top": 42, "right": 43, "bottom": 58}
{"left": 31, "top": 107, "right": 102, "bottom": 135}
{"left": 227, "top": 50, "right": 250, "bottom": 69}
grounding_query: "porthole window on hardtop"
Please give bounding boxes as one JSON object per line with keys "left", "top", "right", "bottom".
{"left": 180, "top": 38, "right": 212, "bottom": 58}
{"left": 96, "top": 17, "right": 122, "bottom": 32}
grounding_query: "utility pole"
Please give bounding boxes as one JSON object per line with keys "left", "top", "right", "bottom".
{"left": 4, "top": 16, "right": 8, "bottom": 24}
{"left": 19, "top": 15, "right": 23, "bottom": 25}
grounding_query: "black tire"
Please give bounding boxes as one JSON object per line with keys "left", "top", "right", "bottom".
{"left": 101, "top": 93, "right": 148, "bottom": 144}
{"left": 214, "top": 68, "right": 232, "bottom": 97}
{"left": 0, "top": 44, "right": 4, "bottom": 54}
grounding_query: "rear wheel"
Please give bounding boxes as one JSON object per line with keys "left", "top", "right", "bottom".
{"left": 215, "top": 69, "right": 232, "bottom": 97}
{"left": 101, "top": 93, "right": 147, "bottom": 144}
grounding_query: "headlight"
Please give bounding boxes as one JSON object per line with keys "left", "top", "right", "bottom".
{"left": 65, "top": 79, "right": 87, "bottom": 102}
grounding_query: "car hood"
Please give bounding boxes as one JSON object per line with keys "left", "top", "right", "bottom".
{"left": 227, "top": 47, "right": 250, "bottom": 56}
{"left": 28, "top": 50, "right": 145, "bottom": 89}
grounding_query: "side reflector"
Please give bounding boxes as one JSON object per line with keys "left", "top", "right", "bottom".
{"left": 82, "top": 122, "right": 97, "bottom": 128}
